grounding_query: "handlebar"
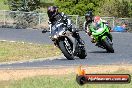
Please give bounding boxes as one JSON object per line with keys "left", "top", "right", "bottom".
{"left": 42, "top": 29, "right": 50, "bottom": 33}
{"left": 72, "top": 28, "right": 85, "bottom": 32}
{"left": 42, "top": 27, "right": 85, "bottom": 34}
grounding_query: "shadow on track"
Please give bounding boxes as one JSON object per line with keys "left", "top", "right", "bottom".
{"left": 89, "top": 51, "right": 108, "bottom": 53}
{"left": 53, "top": 57, "right": 85, "bottom": 61}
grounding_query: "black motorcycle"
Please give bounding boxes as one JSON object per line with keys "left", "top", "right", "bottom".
{"left": 42, "top": 21, "right": 87, "bottom": 60}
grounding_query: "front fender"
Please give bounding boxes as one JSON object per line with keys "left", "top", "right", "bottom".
{"left": 66, "top": 35, "right": 76, "bottom": 45}
{"left": 58, "top": 35, "right": 76, "bottom": 53}
{"left": 58, "top": 35, "right": 75, "bottom": 44}
{"left": 101, "top": 36, "right": 107, "bottom": 41}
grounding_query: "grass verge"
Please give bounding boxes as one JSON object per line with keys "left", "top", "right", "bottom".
{"left": 0, "top": 0, "right": 9, "bottom": 10}
{"left": 0, "top": 41, "right": 61, "bottom": 62}
{"left": 1, "top": 72, "right": 132, "bottom": 88}
{"left": 0, "top": 65, "right": 132, "bottom": 88}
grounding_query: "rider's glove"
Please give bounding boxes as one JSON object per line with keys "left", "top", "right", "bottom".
{"left": 67, "top": 24, "right": 72, "bottom": 32}
{"left": 48, "top": 21, "right": 51, "bottom": 24}
{"left": 67, "top": 24, "right": 72, "bottom": 29}
{"left": 48, "top": 21, "right": 52, "bottom": 32}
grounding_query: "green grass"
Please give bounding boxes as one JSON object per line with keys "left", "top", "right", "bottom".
{"left": 0, "top": 41, "right": 61, "bottom": 62}
{"left": 0, "top": 0, "right": 53, "bottom": 11}
{"left": 1, "top": 72, "right": 132, "bottom": 88}
{"left": 0, "top": 0, "right": 9, "bottom": 10}
{"left": 40, "top": 0, "right": 54, "bottom": 3}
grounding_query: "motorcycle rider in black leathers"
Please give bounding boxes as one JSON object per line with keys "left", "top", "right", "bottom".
{"left": 47, "top": 6, "right": 84, "bottom": 46}
{"left": 83, "top": 11, "right": 95, "bottom": 42}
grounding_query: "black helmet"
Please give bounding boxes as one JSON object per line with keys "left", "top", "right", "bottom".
{"left": 85, "top": 11, "right": 93, "bottom": 22}
{"left": 47, "top": 6, "right": 58, "bottom": 18}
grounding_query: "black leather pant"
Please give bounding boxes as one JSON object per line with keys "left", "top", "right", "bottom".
{"left": 72, "top": 32, "right": 84, "bottom": 45}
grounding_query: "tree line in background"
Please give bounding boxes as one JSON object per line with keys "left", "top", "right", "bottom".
{"left": 6, "top": 0, "right": 40, "bottom": 11}
{"left": 6, "top": 0, "right": 132, "bottom": 17}
{"left": 54, "top": 0, "right": 132, "bottom": 17}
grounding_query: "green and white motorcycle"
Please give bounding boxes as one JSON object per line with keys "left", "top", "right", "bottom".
{"left": 89, "top": 23, "right": 114, "bottom": 53}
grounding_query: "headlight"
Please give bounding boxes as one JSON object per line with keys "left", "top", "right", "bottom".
{"left": 96, "top": 28, "right": 104, "bottom": 32}
{"left": 59, "top": 28, "right": 65, "bottom": 36}
{"left": 53, "top": 35, "right": 58, "bottom": 39}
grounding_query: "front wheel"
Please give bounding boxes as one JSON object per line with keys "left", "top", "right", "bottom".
{"left": 59, "top": 39, "right": 74, "bottom": 60}
{"left": 102, "top": 37, "right": 114, "bottom": 53}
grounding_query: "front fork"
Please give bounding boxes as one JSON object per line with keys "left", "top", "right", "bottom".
{"left": 108, "top": 33, "right": 113, "bottom": 42}
{"left": 101, "top": 33, "right": 112, "bottom": 42}
{"left": 101, "top": 35, "right": 113, "bottom": 45}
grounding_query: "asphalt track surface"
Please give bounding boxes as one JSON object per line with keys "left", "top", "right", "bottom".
{"left": 0, "top": 28, "right": 132, "bottom": 69}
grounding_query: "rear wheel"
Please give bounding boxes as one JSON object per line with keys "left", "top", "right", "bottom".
{"left": 78, "top": 45, "right": 87, "bottom": 59}
{"left": 103, "top": 37, "right": 114, "bottom": 53}
{"left": 59, "top": 38, "right": 74, "bottom": 60}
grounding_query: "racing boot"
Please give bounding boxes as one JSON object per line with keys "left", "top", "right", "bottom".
{"left": 72, "top": 32, "right": 85, "bottom": 56}
{"left": 73, "top": 32, "right": 84, "bottom": 46}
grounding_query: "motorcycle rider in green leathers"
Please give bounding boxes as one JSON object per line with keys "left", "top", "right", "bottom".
{"left": 84, "top": 11, "right": 112, "bottom": 45}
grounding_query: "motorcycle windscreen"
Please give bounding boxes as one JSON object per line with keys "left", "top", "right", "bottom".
{"left": 50, "top": 23, "right": 65, "bottom": 39}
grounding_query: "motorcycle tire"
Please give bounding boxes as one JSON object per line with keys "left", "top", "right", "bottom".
{"left": 59, "top": 40, "right": 74, "bottom": 60}
{"left": 78, "top": 47, "right": 87, "bottom": 59}
{"left": 103, "top": 37, "right": 114, "bottom": 53}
